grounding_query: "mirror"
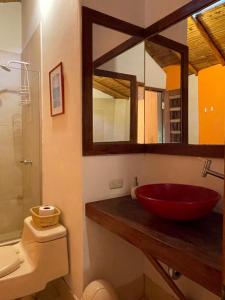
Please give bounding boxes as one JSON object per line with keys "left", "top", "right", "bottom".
{"left": 92, "top": 24, "right": 145, "bottom": 144}
{"left": 188, "top": 2, "right": 225, "bottom": 145}
{"left": 83, "top": 5, "right": 224, "bottom": 156}
{"left": 145, "top": 1, "right": 225, "bottom": 146}
{"left": 93, "top": 69, "right": 133, "bottom": 142}
{"left": 144, "top": 38, "right": 183, "bottom": 143}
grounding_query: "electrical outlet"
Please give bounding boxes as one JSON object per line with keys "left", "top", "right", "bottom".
{"left": 109, "top": 178, "right": 124, "bottom": 190}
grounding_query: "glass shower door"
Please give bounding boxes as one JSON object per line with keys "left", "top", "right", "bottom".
{"left": 0, "top": 67, "right": 41, "bottom": 243}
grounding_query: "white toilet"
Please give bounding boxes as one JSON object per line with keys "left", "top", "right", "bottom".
{"left": 0, "top": 216, "right": 68, "bottom": 300}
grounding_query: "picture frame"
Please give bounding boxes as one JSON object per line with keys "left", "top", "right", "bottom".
{"left": 49, "top": 62, "right": 64, "bottom": 116}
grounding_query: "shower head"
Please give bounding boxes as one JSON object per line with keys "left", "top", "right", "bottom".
{"left": 7, "top": 60, "right": 30, "bottom": 68}
{"left": 0, "top": 61, "right": 30, "bottom": 72}
{"left": 0, "top": 65, "right": 11, "bottom": 72}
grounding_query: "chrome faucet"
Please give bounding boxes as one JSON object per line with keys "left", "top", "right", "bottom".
{"left": 202, "top": 159, "right": 224, "bottom": 180}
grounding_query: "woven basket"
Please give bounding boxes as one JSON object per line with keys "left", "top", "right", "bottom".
{"left": 30, "top": 206, "right": 61, "bottom": 228}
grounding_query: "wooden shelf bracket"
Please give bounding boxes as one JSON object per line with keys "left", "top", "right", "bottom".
{"left": 145, "top": 253, "right": 187, "bottom": 300}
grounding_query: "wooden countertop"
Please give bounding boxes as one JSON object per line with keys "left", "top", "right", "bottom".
{"left": 86, "top": 196, "right": 222, "bottom": 296}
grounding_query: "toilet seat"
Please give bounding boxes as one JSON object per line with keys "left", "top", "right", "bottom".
{"left": 0, "top": 246, "right": 21, "bottom": 278}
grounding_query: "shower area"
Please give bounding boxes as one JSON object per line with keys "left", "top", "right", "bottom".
{"left": 0, "top": 61, "right": 41, "bottom": 243}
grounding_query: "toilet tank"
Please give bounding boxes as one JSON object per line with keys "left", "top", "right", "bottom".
{"left": 22, "top": 216, "right": 67, "bottom": 243}
{"left": 21, "top": 217, "right": 69, "bottom": 281}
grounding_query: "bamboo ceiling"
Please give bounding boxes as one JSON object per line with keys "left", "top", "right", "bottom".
{"left": 145, "top": 41, "right": 180, "bottom": 68}
{"left": 146, "top": 3, "right": 225, "bottom": 75}
{"left": 93, "top": 75, "right": 130, "bottom": 99}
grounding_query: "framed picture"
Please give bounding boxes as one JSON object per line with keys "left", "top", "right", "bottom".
{"left": 49, "top": 62, "right": 64, "bottom": 116}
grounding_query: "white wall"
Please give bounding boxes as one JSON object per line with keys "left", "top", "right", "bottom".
{"left": 141, "top": 155, "right": 224, "bottom": 211}
{"left": 22, "top": 0, "right": 84, "bottom": 298}
{"left": 145, "top": 0, "right": 189, "bottom": 44}
{"left": 83, "top": 152, "right": 224, "bottom": 300}
{"left": 83, "top": 154, "right": 145, "bottom": 299}
{"left": 145, "top": 0, "right": 190, "bottom": 27}
{"left": 93, "top": 89, "right": 130, "bottom": 142}
{"left": 102, "top": 42, "right": 145, "bottom": 83}
{"left": 82, "top": 0, "right": 145, "bottom": 27}
{"left": 141, "top": 154, "right": 223, "bottom": 300}
{"left": 93, "top": 24, "right": 131, "bottom": 61}
{"left": 145, "top": 54, "right": 166, "bottom": 89}
{"left": 0, "top": 3, "right": 21, "bottom": 53}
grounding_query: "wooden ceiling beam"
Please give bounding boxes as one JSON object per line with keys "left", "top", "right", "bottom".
{"left": 114, "top": 79, "right": 130, "bottom": 89}
{"left": 93, "top": 80, "right": 129, "bottom": 99}
{"left": 191, "top": 15, "right": 225, "bottom": 66}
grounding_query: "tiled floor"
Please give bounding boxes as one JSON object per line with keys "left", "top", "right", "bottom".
{"left": 39, "top": 280, "right": 75, "bottom": 300}
{"left": 22, "top": 280, "right": 149, "bottom": 300}
{"left": 22, "top": 279, "right": 75, "bottom": 300}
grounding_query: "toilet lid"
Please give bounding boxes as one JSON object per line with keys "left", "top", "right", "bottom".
{"left": 0, "top": 246, "right": 21, "bottom": 278}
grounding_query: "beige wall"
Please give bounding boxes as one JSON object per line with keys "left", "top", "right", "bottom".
{"left": 21, "top": 0, "right": 40, "bottom": 50}
{"left": 0, "top": 2, "right": 21, "bottom": 53}
{"left": 21, "top": 0, "right": 84, "bottom": 298}
{"left": 40, "top": 0, "right": 84, "bottom": 298}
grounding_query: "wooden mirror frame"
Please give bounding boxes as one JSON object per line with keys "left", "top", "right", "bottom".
{"left": 82, "top": 7, "right": 145, "bottom": 155}
{"left": 82, "top": 1, "right": 224, "bottom": 157}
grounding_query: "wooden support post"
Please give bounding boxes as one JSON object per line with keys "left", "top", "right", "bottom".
{"left": 145, "top": 253, "right": 187, "bottom": 300}
{"left": 189, "top": 63, "right": 198, "bottom": 76}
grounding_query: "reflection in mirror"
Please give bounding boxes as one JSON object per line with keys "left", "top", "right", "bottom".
{"left": 144, "top": 39, "right": 182, "bottom": 143}
{"left": 188, "top": 1, "right": 225, "bottom": 145}
{"left": 147, "top": 1, "right": 225, "bottom": 146}
{"left": 92, "top": 24, "right": 145, "bottom": 144}
{"left": 92, "top": 70, "right": 132, "bottom": 142}
{"left": 93, "top": 24, "right": 132, "bottom": 62}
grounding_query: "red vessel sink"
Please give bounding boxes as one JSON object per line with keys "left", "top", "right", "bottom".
{"left": 135, "top": 184, "right": 220, "bottom": 221}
